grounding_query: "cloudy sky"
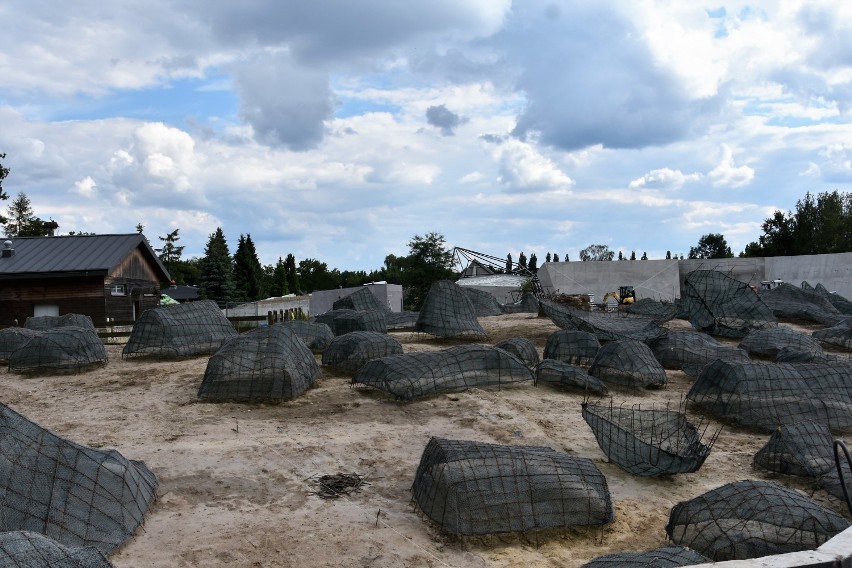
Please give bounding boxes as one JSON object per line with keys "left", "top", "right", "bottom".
{"left": 1, "top": 1, "right": 850, "bottom": 271}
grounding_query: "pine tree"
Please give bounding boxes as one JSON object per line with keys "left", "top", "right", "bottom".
{"left": 200, "top": 227, "right": 235, "bottom": 306}
{"left": 545, "top": 252, "right": 551, "bottom": 263}
{"left": 553, "top": 253, "right": 559, "bottom": 262}
{"left": 157, "top": 229, "right": 185, "bottom": 264}
{"left": 518, "top": 251, "right": 527, "bottom": 270}
{"left": 528, "top": 253, "right": 538, "bottom": 272}
{"left": 271, "top": 257, "right": 290, "bottom": 296}
{"left": 505, "top": 253, "right": 513, "bottom": 273}
{"left": 285, "top": 253, "right": 300, "bottom": 295}
{"left": 233, "top": 234, "right": 263, "bottom": 301}
{"left": 630, "top": 251, "right": 636, "bottom": 260}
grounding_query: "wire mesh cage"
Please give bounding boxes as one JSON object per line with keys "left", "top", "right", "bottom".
{"left": 687, "top": 359, "right": 852, "bottom": 432}
{"left": 332, "top": 286, "right": 388, "bottom": 312}
{"left": 8, "top": 327, "right": 108, "bottom": 374}
{"left": 582, "top": 401, "right": 718, "bottom": 476}
{"left": 738, "top": 326, "right": 826, "bottom": 361}
{"left": 541, "top": 300, "right": 666, "bottom": 342}
{"left": 0, "top": 531, "right": 113, "bottom": 568}
{"left": 411, "top": 437, "right": 614, "bottom": 536}
{"left": 24, "top": 313, "right": 95, "bottom": 331}
{"left": 625, "top": 298, "right": 682, "bottom": 323}
{"left": 650, "top": 330, "right": 750, "bottom": 377}
{"left": 198, "top": 324, "right": 320, "bottom": 403}
{"left": 314, "top": 309, "right": 387, "bottom": 336}
{"left": 352, "top": 344, "right": 533, "bottom": 400}
{"left": 321, "top": 331, "right": 403, "bottom": 374}
{"left": 460, "top": 287, "right": 504, "bottom": 317}
{"left": 761, "top": 283, "right": 844, "bottom": 326}
{"left": 0, "top": 403, "right": 157, "bottom": 554}
{"left": 589, "top": 340, "right": 668, "bottom": 390}
{"left": 813, "top": 317, "right": 852, "bottom": 350}
{"left": 278, "top": 320, "right": 335, "bottom": 353}
{"left": 665, "top": 479, "right": 851, "bottom": 561}
{"left": 820, "top": 444, "right": 852, "bottom": 504}
{"left": 544, "top": 330, "right": 601, "bottom": 366}
{"left": 681, "top": 270, "right": 777, "bottom": 338}
{"left": 753, "top": 421, "right": 836, "bottom": 477}
{"left": 122, "top": 300, "right": 237, "bottom": 359}
{"left": 494, "top": 337, "right": 540, "bottom": 368}
{"left": 811, "top": 282, "right": 852, "bottom": 315}
{"left": 580, "top": 545, "right": 710, "bottom": 568}
{"left": 0, "top": 328, "right": 41, "bottom": 363}
{"left": 535, "top": 360, "right": 609, "bottom": 396}
{"left": 500, "top": 292, "right": 540, "bottom": 314}
{"left": 414, "top": 280, "right": 486, "bottom": 339}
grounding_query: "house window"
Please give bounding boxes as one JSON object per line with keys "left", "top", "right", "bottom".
{"left": 111, "top": 284, "right": 127, "bottom": 296}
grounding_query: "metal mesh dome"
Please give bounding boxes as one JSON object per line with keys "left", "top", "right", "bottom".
{"left": 352, "top": 345, "right": 532, "bottom": 400}
{"left": 0, "top": 403, "right": 157, "bottom": 554}
{"left": 321, "top": 331, "right": 403, "bottom": 373}
{"left": 8, "top": 327, "right": 107, "bottom": 374}
{"left": 666, "top": 480, "right": 850, "bottom": 561}
{"left": 650, "top": 330, "right": 750, "bottom": 377}
{"left": 122, "top": 300, "right": 237, "bottom": 359}
{"left": 314, "top": 309, "right": 387, "bottom": 336}
{"left": 582, "top": 401, "right": 717, "bottom": 476}
{"left": 500, "top": 292, "right": 540, "bottom": 314}
{"left": 0, "top": 531, "right": 113, "bottom": 568}
{"left": 414, "top": 280, "right": 486, "bottom": 339}
{"left": 812, "top": 282, "right": 852, "bottom": 315}
{"left": 494, "top": 337, "right": 540, "bottom": 368}
{"left": 24, "top": 313, "right": 95, "bottom": 331}
{"left": 460, "top": 287, "right": 503, "bottom": 317}
{"left": 535, "top": 360, "right": 609, "bottom": 396}
{"left": 198, "top": 324, "right": 320, "bottom": 403}
{"left": 687, "top": 359, "right": 852, "bottom": 432}
{"left": 589, "top": 340, "right": 668, "bottom": 390}
{"left": 0, "top": 328, "right": 41, "bottom": 362}
{"left": 581, "top": 546, "right": 710, "bottom": 568}
{"left": 278, "top": 320, "right": 335, "bottom": 352}
{"left": 544, "top": 330, "right": 601, "bottom": 366}
{"left": 411, "top": 437, "right": 613, "bottom": 536}
{"left": 682, "top": 270, "right": 777, "bottom": 338}
{"left": 761, "top": 283, "right": 844, "bottom": 326}
{"left": 541, "top": 300, "right": 666, "bottom": 342}
{"left": 738, "top": 326, "right": 825, "bottom": 361}
{"left": 753, "top": 421, "right": 836, "bottom": 477}
{"left": 332, "top": 286, "right": 389, "bottom": 312}
{"left": 813, "top": 317, "right": 852, "bottom": 350}
{"left": 625, "top": 298, "right": 681, "bottom": 323}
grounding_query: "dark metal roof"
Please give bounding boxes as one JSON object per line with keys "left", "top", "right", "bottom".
{"left": 0, "top": 234, "right": 171, "bottom": 281}
{"left": 161, "top": 285, "right": 200, "bottom": 301}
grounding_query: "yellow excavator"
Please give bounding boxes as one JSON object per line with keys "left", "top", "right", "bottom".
{"left": 602, "top": 286, "right": 636, "bottom": 306}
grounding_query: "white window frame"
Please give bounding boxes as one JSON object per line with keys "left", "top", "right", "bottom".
{"left": 110, "top": 284, "right": 127, "bottom": 296}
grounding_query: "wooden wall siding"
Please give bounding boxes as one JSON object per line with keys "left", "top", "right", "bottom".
{"left": 103, "top": 277, "right": 162, "bottom": 323}
{"left": 110, "top": 247, "right": 161, "bottom": 282}
{"left": 0, "top": 276, "right": 107, "bottom": 326}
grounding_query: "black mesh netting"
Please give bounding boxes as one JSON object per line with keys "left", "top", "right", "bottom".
{"left": 122, "top": 300, "right": 237, "bottom": 359}
{"left": 24, "top": 314, "right": 95, "bottom": 331}
{"left": 8, "top": 327, "right": 108, "bottom": 374}
{"left": 535, "top": 360, "right": 609, "bottom": 396}
{"left": 278, "top": 320, "right": 335, "bottom": 352}
{"left": 687, "top": 359, "right": 852, "bottom": 432}
{"left": 625, "top": 298, "right": 682, "bottom": 323}
{"left": 494, "top": 337, "right": 539, "bottom": 368}
{"left": 812, "top": 282, "right": 852, "bottom": 315}
{"left": 582, "top": 402, "right": 717, "bottom": 476}
{"left": 500, "top": 292, "right": 540, "bottom": 314}
{"left": 0, "top": 328, "right": 41, "bottom": 362}
{"left": 820, "top": 448, "right": 852, "bottom": 504}
{"left": 460, "top": 287, "right": 504, "bottom": 317}
{"left": 385, "top": 311, "right": 421, "bottom": 330}
{"left": 580, "top": 546, "right": 710, "bottom": 568}
{"left": 321, "top": 331, "right": 403, "bottom": 373}
{"left": 650, "top": 330, "right": 750, "bottom": 377}
{"left": 0, "top": 531, "right": 113, "bottom": 568}
{"left": 314, "top": 309, "right": 387, "bottom": 336}
{"left": 541, "top": 300, "right": 666, "bottom": 342}
{"left": 411, "top": 437, "right": 613, "bottom": 536}
{"left": 332, "top": 286, "right": 388, "bottom": 312}
{"left": 352, "top": 345, "right": 533, "bottom": 400}
{"left": 682, "top": 270, "right": 777, "bottom": 338}
{"left": 753, "top": 421, "right": 835, "bottom": 477}
{"left": 0, "top": 403, "right": 157, "bottom": 554}
{"left": 813, "top": 317, "right": 852, "bottom": 350}
{"left": 761, "top": 283, "right": 844, "bottom": 326}
{"left": 738, "top": 326, "right": 826, "bottom": 361}
{"left": 415, "top": 280, "right": 486, "bottom": 339}
{"left": 198, "top": 324, "right": 320, "bottom": 403}
{"left": 544, "top": 330, "right": 601, "bottom": 366}
{"left": 589, "top": 340, "right": 667, "bottom": 390}
{"left": 665, "top": 479, "right": 850, "bottom": 561}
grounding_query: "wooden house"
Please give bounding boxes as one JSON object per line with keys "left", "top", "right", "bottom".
{"left": 0, "top": 234, "right": 170, "bottom": 327}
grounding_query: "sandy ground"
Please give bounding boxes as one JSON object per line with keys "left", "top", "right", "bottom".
{"left": 0, "top": 313, "right": 848, "bottom": 568}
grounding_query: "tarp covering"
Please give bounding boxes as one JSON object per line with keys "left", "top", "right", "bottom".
{"left": 541, "top": 300, "right": 666, "bottom": 342}
{"left": 544, "top": 330, "right": 600, "bottom": 366}
{"left": 738, "top": 326, "right": 826, "bottom": 361}
{"left": 0, "top": 403, "right": 157, "bottom": 554}
{"left": 321, "top": 331, "right": 403, "bottom": 373}
{"left": 0, "top": 531, "right": 113, "bottom": 568}
{"left": 122, "top": 300, "right": 237, "bottom": 359}
{"left": 650, "top": 330, "right": 749, "bottom": 377}
{"left": 761, "top": 283, "right": 844, "bottom": 326}
{"left": 8, "top": 327, "right": 107, "bottom": 374}
{"left": 681, "top": 270, "right": 776, "bottom": 338}
{"left": 461, "top": 287, "right": 504, "bottom": 317}
{"left": 812, "top": 316, "right": 852, "bottom": 350}
{"left": 535, "top": 360, "right": 609, "bottom": 396}
{"left": 581, "top": 546, "right": 710, "bottom": 568}
{"left": 494, "top": 337, "right": 540, "bottom": 368}
{"left": 198, "top": 324, "right": 320, "bottom": 403}
{"left": 589, "top": 340, "right": 668, "bottom": 390}
{"left": 415, "top": 280, "right": 486, "bottom": 339}
{"left": 24, "top": 314, "right": 95, "bottom": 331}
{"left": 0, "top": 328, "right": 41, "bottom": 362}
{"left": 314, "top": 309, "right": 387, "bottom": 336}
{"left": 666, "top": 480, "right": 850, "bottom": 561}
{"left": 352, "top": 345, "right": 532, "bottom": 400}
{"left": 411, "top": 437, "right": 613, "bottom": 536}
{"left": 687, "top": 359, "right": 852, "bottom": 433}
{"left": 753, "top": 421, "right": 835, "bottom": 477}
{"left": 582, "top": 402, "right": 715, "bottom": 476}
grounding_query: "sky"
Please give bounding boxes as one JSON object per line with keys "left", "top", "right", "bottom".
{"left": 1, "top": 1, "right": 851, "bottom": 272}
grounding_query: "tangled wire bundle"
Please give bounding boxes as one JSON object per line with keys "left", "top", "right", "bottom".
{"left": 310, "top": 472, "right": 368, "bottom": 499}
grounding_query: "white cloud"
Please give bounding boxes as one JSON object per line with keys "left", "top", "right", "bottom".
{"left": 486, "top": 137, "right": 574, "bottom": 193}
{"left": 708, "top": 144, "right": 754, "bottom": 187}
{"left": 73, "top": 176, "right": 98, "bottom": 198}
{"left": 628, "top": 167, "right": 702, "bottom": 189}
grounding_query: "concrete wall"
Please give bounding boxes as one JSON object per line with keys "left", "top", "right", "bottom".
{"left": 309, "top": 283, "right": 402, "bottom": 315}
{"left": 223, "top": 295, "right": 311, "bottom": 318}
{"left": 539, "top": 252, "right": 852, "bottom": 301}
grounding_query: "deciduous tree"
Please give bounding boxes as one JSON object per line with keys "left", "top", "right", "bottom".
{"left": 689, "top": 233, "right": 733, "bottom": 259}
{"left": 579, "top": 244, "right": 614, "bottom": 261}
